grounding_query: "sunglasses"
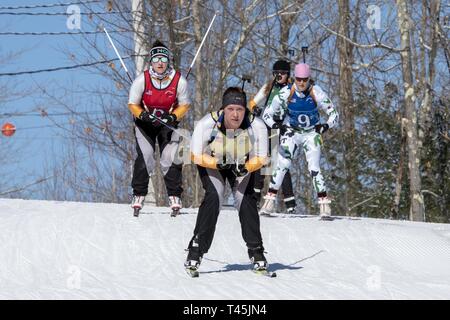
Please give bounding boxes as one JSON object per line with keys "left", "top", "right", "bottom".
{"left": 295, "top": 77, "right": 309, "bottom": 82}
{"left": 273, "top": 71, "right": 288, "bottom": 76}
{"left": 151, "top": 56, "right": 169, "bottom": 63}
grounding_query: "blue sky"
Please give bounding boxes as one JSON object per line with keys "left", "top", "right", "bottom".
{"left": 0, "top": 0, "right": 112, "bottom": 197}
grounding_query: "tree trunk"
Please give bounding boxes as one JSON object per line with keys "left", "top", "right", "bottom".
{"left": 132, "top": 0, "right": 156, "bottom": 205}
{"left": 396, "top": 0, "right": 425, "bottom": 221}
{"left": 191, "top": 0, "right": 205, "bottom": 207}
{"left": 391, "top": 119, "right": 406, "bottom": 219}
{"left": 192, "top": 0, "right": 204, "bottom": 121}
{"left": 418, "top": 0, "right": 440, "bottom": 148}
{"left": 279, "top": 0, "right": 305, "bottom": 56}
{"left": 132, "top": 0, "right": 146, "bottom": 73}
{"left": 337, "top": 0, "right": 355, "bottom": 216}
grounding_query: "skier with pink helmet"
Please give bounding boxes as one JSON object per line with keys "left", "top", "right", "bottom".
{"left": 260, "top": 62, "right": 339, "bottom": 219}
{"left": 294, "top": 63, "right": 311, "bottom": 78}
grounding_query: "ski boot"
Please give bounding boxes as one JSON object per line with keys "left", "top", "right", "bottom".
{"left": 169, "top": 196, "right": 182, "bottom": 217}
{"left": 286, "top": 206, "right": 297, "bottom": 214}
{"left": 184, "top": 246, "right": 202, "bottom": 278}
{"left": 131, "top": 195, "right": 145, "bottom": 217}
{"left": 284, "top": 197, "right": 296, "bottom": 214}
{"left": 248, "top": 246, "right": 276, "bottom": 277}
{"left": 248, "top": 246, "right": 268, "bottom": 270}
{"left": 318, "top": 196, "right": 333, "bottom": 220}
{"left": 259, "top": 192, "right": 276, "bottom": 217}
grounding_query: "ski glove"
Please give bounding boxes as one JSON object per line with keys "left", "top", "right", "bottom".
{"left": 216, "top": 161, "right": 248, "bottom": 176}
{"left": 160, "top": 113, "right": 177, "bottom": 126}
{"left": 273, "top": 113, "right": 284, "bottom": 122}
{"left": 216, "top": 163, "right": 233, "bottom": 170}
{"left": 253, "top": 106, "right": 262, "bottom": 117}
{"left": 216, "top": 154, "right": 234, "bottom": 170}
{"left": 139, "top": 110, "right": 154, "bottom": 123}
{"left": 140, "top": 110, "right": 169, "bottom": 126}
{"left": 315, "top": 123, "right": 329, "bottom": 134}
{"left": 231, "top": 164, "right": 248, "bottom": 177}
{"left": 272, "top": 121, "right": 283, "bottom": 129}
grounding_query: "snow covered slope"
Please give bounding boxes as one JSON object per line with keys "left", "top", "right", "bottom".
{"left": 0, "top": 198, "right": 449, "bottom": 299}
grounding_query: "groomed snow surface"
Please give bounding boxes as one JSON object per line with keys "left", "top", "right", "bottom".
{"left": 0, "top": 198, "right": 449, "bottom": 300}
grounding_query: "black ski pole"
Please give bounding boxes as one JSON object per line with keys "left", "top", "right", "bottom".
{"left": 241, "top": 74, "right": 252, "bottom": 91}
{"left": 301, "top": 46, "right": 309, "bottom": 63}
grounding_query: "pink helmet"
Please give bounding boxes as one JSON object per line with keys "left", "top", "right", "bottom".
{"left": 294, "top": 63, "right": 311, "bottom": 78}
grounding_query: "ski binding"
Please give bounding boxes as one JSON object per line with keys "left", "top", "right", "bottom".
{"left": 253, "top": 268, "right": 277, "bottom": 277}
{"left": 185, "top": 267, "right": 199, "bottom": 278}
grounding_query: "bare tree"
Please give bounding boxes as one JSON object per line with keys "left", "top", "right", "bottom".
{"left": 396, "top": 0, "right": 425, "bottom": 221}
{"left": 337, "top": 0, "right": 356, "bottom": 216}
{"left": 131, "top": 0, "right": 156, "bottom": 205}
{"left": 28, "top": 0, "right": 447, "bottom": 222}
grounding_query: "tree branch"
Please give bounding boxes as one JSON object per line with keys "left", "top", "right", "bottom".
{"left": 310, "top": 13, "right": 401, "bottom": 52}
{"left": 0, "top": 176, "right": 54, "bottom": 196}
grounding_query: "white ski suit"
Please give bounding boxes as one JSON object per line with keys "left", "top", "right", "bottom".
{"left": 262, "top": 83, "right": 339, "bottom": 194}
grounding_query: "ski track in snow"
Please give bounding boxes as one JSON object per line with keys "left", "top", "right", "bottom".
{"left": 0, "top": 198, "right": 449, "bottom": 299}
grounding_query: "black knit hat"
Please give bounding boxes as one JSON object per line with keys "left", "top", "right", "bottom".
{"left": 150, "top": 40, "right": 171, "bottom": 59}
{"left": 221, "top": 87, "right": 247, "bottom": 109}
{"left": 272, "top": 59, "right": 290, "bottom": 73}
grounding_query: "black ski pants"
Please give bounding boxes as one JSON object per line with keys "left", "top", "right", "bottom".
{"left": 187, "top": 166, "right": 264, "bottom": 255}
{"left": 131, "top": 119, "right": 183, "bottom": 197}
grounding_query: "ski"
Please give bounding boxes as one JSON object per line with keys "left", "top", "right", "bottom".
{"left": 259, "top": 212, "right": 275, "bottom": 218}
{"left": 133, "top": 207, "right": 141, "bottom": 217}
{"left": 319, "top": 215, "right": 335, "bottom": 221}
{"left": 253, "top": 269, "right": 277, "bottom": 278}
{"left": 185, "top": 267, "right": 199, "bottom": 278}
{"left": 260, "top": 212, "right": 294, "bottom": 218}
{"left": 184, "top": 268, "right": 275, "bottom": 278}
{"left": 132, "top": 210, "right": 191, "bottom": 216}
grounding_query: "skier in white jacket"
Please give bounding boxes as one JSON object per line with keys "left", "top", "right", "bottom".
{"left": 185, "top": 87, "right": 271, "bottom": 275}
